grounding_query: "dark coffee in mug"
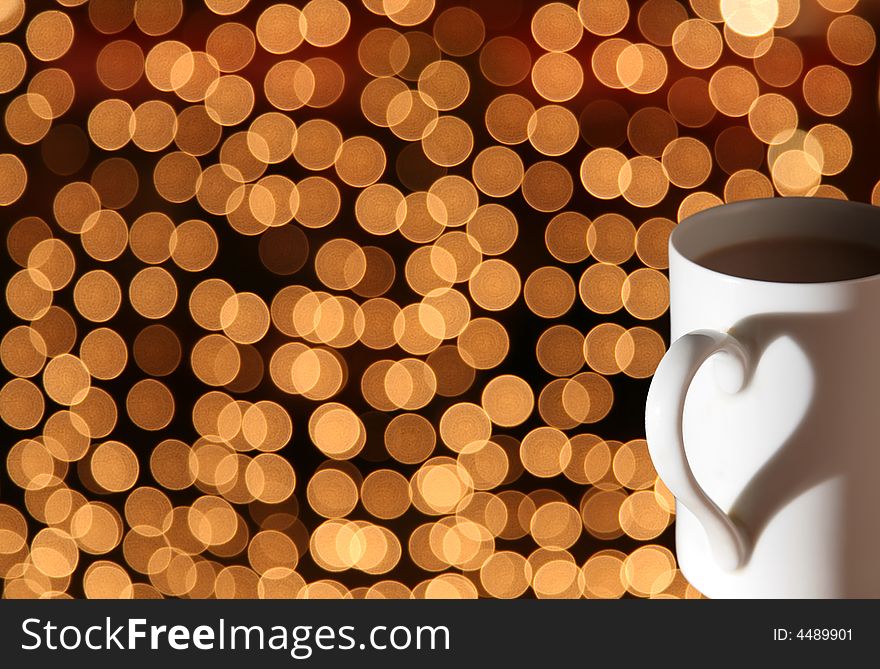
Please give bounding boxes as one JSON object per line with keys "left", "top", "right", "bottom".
{"left": 696, "top": 237, "right": 880, "bottom": 283}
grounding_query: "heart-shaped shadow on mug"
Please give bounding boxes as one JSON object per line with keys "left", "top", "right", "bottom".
{"left": 680, "top": 298, "right": 880, "bottom": 591}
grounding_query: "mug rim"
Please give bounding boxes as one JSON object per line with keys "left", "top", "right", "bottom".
{"left": 670, "top": 197, "right": 880, "bottom": 286}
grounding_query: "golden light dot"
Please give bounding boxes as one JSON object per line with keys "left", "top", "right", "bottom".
{"left": 802, "top": 65, "right": 851, "bottom": 117}
{"left": 220, "top": 292, "right": 270, "bottom": 344}
{"left": 724, "top": 168, "right": 774, "bottom": 202}
{"left": 315, "top": 238, "right": 367, "bottom": 291}
{"left": 479, "top": 36, "right": 532, "bottom": 87}
{"left": 307, "top": 467, "right": 359, "bottom": 518}
{"left": 481, "top": 375, "right": 534, "bottom": 427}
{"left": 78, "top": 210, "right": 126, "bottom": 262}
{"left": 295, "top": 177, "right": 341, "bottom": 228}
{"left": 536, "top": 325, "right": 585, "bottom": 377}
{"left": 579, "top": 263, "right": 625, "bottom": 314}
{"left": 523, "top": 266, "right": 576, "bottom": 318}
{"left": 578, "top": 0, "right": 629, "bottom": 36}
{"left": 616, "top": 43, "right": 668, "bottom": 94}
{"left": 88, "top": 98, "right": 133, "bottom": 151}
{"left": 0, "top": 378, "right": 44, "bottom": 430}
{"left": 129, "top": 267, "right": 177, "bottom": 319}
{"left": 531, "top": 52, "right": 583, "bottom": 102}
{"left": 80, "top": 328, "right": 127, "bottom": 380}
{"left": 709, "top": 66, "right": 759, "bottom": 117}
{"left": 428, "top": 175, "right": 479, "bottom": 227}
{"left": 167, "top": 219, "right": 218, "bottom": 272}
{"left": 635, "top": 217, "right": 675, "bottom": 269}
{"left": 335, "top": 136, "right": 387, "bottom": 187}
{"left": 31, "top": 528, "right": 79, "bottom": 578}
{"left": 256, "top": 4, "right": 305, "bottom": 54}
{"left": 580, "top": 148, "right": 626, "bottom": 200}
{"left": 309, "top": 403, "right": 365, "bottom": 460}
{"left": 618, "top": 156, "right": 669, "bottom": 207}
{"left": 433, "top": 6, "right": 485, "bottom": 56}
{"left": 27, "top": 238, "right": 75, "bottom": 290}
{"left": 616, "top": 327, "right": 666, "bottom": 378}
{"left": 480, "top": 551, "right": 532, "bottom": 598}
{"left": 302, "top": 0, "right": 350, "bottom": 47}
{"left": 91, "top": 441, "right": 139, "bottom": 493}
{"left": 73, "top": 269, "right": 122, "bottom": 323}
{"left": 264, "top": 60, "right": 315, "bottom": 111}
{"left": 0, "top": 42, "right": 26, "bottom": 94}
{"left": 471, "top": 147, "right": 524, "bottom": 198}
{"left": 134, "top": 0, "right": 182, "bottom": 36}
{"left": 127, "top": 379, "right": 174, "bottom": 431}
{"left": 207, "top": 22, "right": 256, "bottom": 72}
{"left": 748, "top": 93, "right": 798, "bottom": 144}
{"left": 623, "top": 545, "right": 676, "bottom": 597}
{"left": 521, "top": 427, "right": 571, "bottom": 477}
{"left": 638, "top": 0, "right": 689, "bottom": 46}
{"left": 530, "top": 501, "right": 581, "bottom": 549}
{"left": 418, "top": 60, "right": 470, "bottom": 112}
{"left": 720, "top": 0, "right": 778, "bottom": 37}
{"left": 528, "top": 105, "right": 579, "bottom": 157}
{"left": 672, "top": 19, "right": 724, "bottom": 70}
{"left": 485, "top": 94, "right": 535, "bottom": 145}
{"left": 532, "top": 2, "right": 583, "bottom": 52}
{"left": 154, "top": 152, "right": 201, "bottom": 203}
{"left": 43, "top": 353, "right": 90, "bottom": 406}
{"left": 0, "top": 0, "right": 25, "bottom": 35}
{"left": 28, "top": 68, "right": 75, "bottom": 119}
{"left": 723, "top": 22, "right": 773, "bottom": 59}
{"left": 71, "top": 386, "right": 116, "bottom": 439}
{"left": 667, "top": 76, "right": 715, "bottom": 128}
{"left": 1, "top": 326, "right": 46, "bottom": 378}
{"left": 84, "top": 561, "right": 133, "bottom": 599}
{"left": 818, "top": 0, "right": 858, "bottom": 10}
{"left": 661, "top": 137, "right": 713, "bottom": 189}
{"left": 205, "top": 0, "right": 250, "bottom": 15}
{"left": 0, "top": 153, "right": 26, "bottom": 205}
{"left": 622, "top": 268, "right": 669, "bottom": 320}
{"left": 6, "top": 268, "right": 52, "bottom": 321}
{"left": 582, "top": 550, "right": 626, "bottom": 598}
{"left": 676, "top": 191, "right": 723, "bottom": 223}
{"left": 771, "top": 149, "right": 821, "bottom": 197}
{"left": 170, "top": 50, "right": 220, "bottom": 103}
{"left": 591, "top": 37, "right": 631, "bottom": 89}
{"left": 521, "top": 160, "right": 572, "bottom": 212}
{"left": 5, "top": 93, "right": 52, "bottom": 145}
{"left": 359, "top": 27, "right": 405, "bottom": 77}
{"left": 248, "top": 531, "right": 298, "bottom": 574}
{"left": 385, "top": 413, "right": 436, "bottom": 464}
{"left": 191, "top": 334, "right": 241, "bottom": 386}
{"left": 805, "top": 124, "right": 851, "bottom": 176}
{"left": 26, "top": 10, "right": 74, "bottom": 61}
{"left": 86, "top": 163, "right": 133, "bottom": 216}
{"left": 133, "top": 324, "right": 181, "bottom": 377}
{"left": 97, "top": 40, "right": 144, "bottom": 91}
{"left": 422, "top": 116, "right": 474, "bottom": 168}
{"left": 175, "top": 105, "right": 223, "bottom": 156}
{"left": 361, "top": 470, "right": 411, "bottom": 519}
{"left": 468, "top": 259, "right": 521, "bottom": 311}
{"left": 754, "top": 36, "right": 802, "bottom": 88}
{"left": 627, "top": 107, "right": 678, "bottom": 158}
{"left": 584, "top": 322, "right": 626, "bottom": 375}
{"left": 205, "top": 75, "right": 255, "bottom": 126}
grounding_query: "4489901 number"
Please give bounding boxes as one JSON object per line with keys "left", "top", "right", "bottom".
{"left": 773, "top": 628, "right": 852, "bottom": 641}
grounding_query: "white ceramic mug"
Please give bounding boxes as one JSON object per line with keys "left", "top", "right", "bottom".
{"left": 645, "top": 197, "right": 880, "bottom": 598}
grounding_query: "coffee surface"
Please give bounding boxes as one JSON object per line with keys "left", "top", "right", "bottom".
{"left": 696, "top": 238, "right": 880, "bottom": 283}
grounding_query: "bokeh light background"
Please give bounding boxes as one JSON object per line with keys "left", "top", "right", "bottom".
{"left": 1, "top": 0, "right": 878, "bottom": 599}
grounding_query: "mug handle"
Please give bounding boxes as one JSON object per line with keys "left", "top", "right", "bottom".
{"left": 645, "top": 329, "right": 751, "bottom": 571}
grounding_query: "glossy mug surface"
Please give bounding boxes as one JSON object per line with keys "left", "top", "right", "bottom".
{"left": 645, "top": 198, "right": 880, "bottom": 598}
